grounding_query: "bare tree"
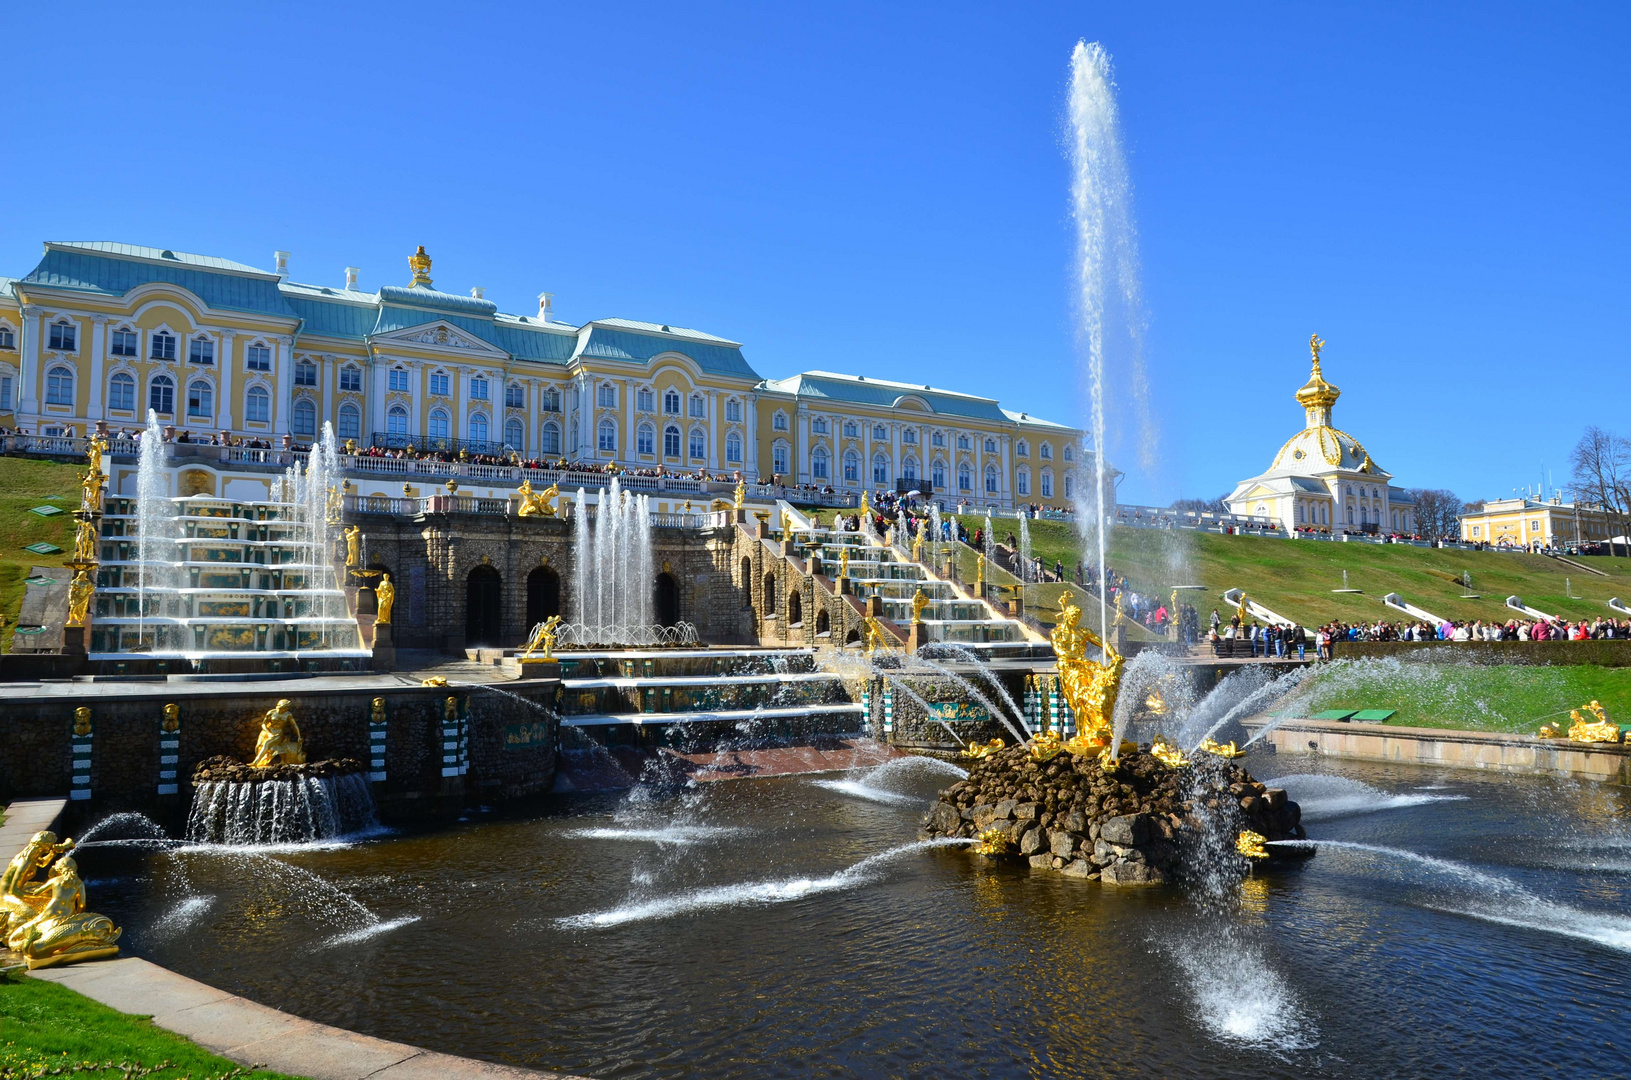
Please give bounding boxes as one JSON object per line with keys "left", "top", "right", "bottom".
{"left": 1405, "top": 488, "right": 1464, "bottom": 539}
{"left": 1570, "top": 426, "right": 1631, "bottom": 545}
{"left": 1171, "top": 493, "right": 1231, "bottom": 514}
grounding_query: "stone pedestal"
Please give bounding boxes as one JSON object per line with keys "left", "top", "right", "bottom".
{"left": 735, "top": 508, "right": 747, "bottom": 525}
{"left": 61, "top": 625, "right": 85, "bottom": 657}
{"left": 515, "top": 658, "right": 561, "bottom": 680}
{"left": 756, "top": 520, "right": 771, "bottom": 539}
{"left": 865, "top": 596, "right": 884, "bottom": 618}
{"left": 371, "top": 622, "right": 396, "bottom": 672}
{"left": 780, "top": 539, "right": 795, "bottom": 556}
{"left": 837, "top": 577, "right": 851, "bottom": 595}
{"left": 908, "top": 620, "right": 929, "bottom": 652}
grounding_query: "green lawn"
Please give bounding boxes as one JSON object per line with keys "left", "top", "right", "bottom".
{"left": 0, "top": 457, "right": 86, "bottom": 653}
{"left": 1277, "top": 660, "right": 1631, "bottom": 734}
{"left": 951, "top": 516, "right": 1631, "bottom": 630}
{"left": 0, "top": 974, "right": 306, "bottom": 1079}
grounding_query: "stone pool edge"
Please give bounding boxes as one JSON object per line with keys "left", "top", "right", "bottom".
{"left": 5, "top": 798, "right": 589, "bottom": 1080}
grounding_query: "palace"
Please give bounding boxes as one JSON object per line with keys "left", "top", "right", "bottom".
{"left": 1226, "top": 336, "right": 1416, "bottom": 535}
{"left": 0, "top": 241, "right": 1085, "bottom": 511}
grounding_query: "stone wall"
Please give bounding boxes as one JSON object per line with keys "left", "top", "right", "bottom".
{"left": 1328, "top": 639, "right": 1631, "bottom": 667}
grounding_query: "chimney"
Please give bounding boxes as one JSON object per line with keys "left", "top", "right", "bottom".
{"left": 345, "top": 266, "right": 360, "bottom": 290}
{"left": 537, "top": 291, "right": 554, "bottom": 322}
{"left": 274, "top": 250, "right": 290, "bottom": 279}
{"left": 471, "top": 286, "right": 486, "bottom": 300}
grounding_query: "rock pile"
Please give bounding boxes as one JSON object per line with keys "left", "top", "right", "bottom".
{"left": 191, "top": 755, "right": 365, "bottom": 784}
{"left": 922, "top": 745, "right": 1304, "bottom": 884}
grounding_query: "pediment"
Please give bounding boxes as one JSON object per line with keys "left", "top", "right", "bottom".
{"left": 374, "top": 320, "right": 507, "bottom": 357}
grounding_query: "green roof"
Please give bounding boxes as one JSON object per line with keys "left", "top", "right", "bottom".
{"left": 22, "top": 244, "right": 296, "bottom": 318}
{"left": 576, "top": 323, "right": 759, "bottom": 379}
{"left": 762, "top": 371, "right": 1077, "bottom": 430}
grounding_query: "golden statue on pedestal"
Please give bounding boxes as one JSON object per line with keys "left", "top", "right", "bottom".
{"left": 326, "top": 484, "right": 344, "bottom": 525}
{"left": 1198, "top": 737, "right": 1245, "bottom": 759}
{"left": 250, "top": 699, "right": 305, "bottom": 766}
{"left": 161, "top": 703, "right": 181, "bottom": 733}
{"left": 862, "top": 616, "right": 891, "bottom": 655}
{"left": 911, "top": 587, "right": 930, "bottom": 624}
{"left": 1049, "top": 601, "right": 1124, "bottom": 749}
{"left": 522, "top": 614, "right": 563, "bottom": 660}
{"left": 344, "top": 525, "right": 361, "bottom": 568}
{"left": 516, "top": 479, "right": 559, "bottom": 517}
{"left": 72, "top": 518, "right": 99, "bottom": 563}
{"left": 66, "top": 570, "right": 94, "bottom": 629}
{"left": 839, "top": 548, "right": 849, "bottom": 579}
{"left": 913, "top": 531, "right": 923, "bottom": 563}
{"left": 374, "top": 573, "right": 395, "bottom": 625}
{"left": 3, "top": 831, "right": 74, "bottom": 935}
{"left": 733, "top": 479, "right": 746, "bottom": 510}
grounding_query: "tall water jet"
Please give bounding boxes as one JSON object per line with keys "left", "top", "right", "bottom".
{"left": 135, "top": 410, "right": 176, "bottom": 649}
{"left": 572, "top": 478, "right": 657, "bottom": 643}
{"left": 1067, "top": 40, "right": 1146, "bottom": 654}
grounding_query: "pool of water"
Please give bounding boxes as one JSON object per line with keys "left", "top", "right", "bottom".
{"left": 80, "top": 752, "right": 1631, "bottom": 1078}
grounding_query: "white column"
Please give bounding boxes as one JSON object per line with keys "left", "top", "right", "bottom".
{"left": 796, "top": 409, "right": 808, "bottom": 483}
{"left": 371, "top": 357, "right": 388, "bottom": 440}
{"left": 746, "top": 394, "right": 759, "bottom": 479}
{"left": 19, "top": 306, "right": 42, "bottom": 421}
{"left": 87, "top": 316, "right": 107, "bottom": 422}
{"left": 862, "top": 419, "right": 872, "bottom": 491}
{"left": 622, "top": 378, "right": 633, "bottom": 464}
{"left": 218, "top": 331, "right": 236, "bottom": 429}
{"left": 1000, "top": 436, "right": 1011, "bottom": 506}
{"left": 410, "top": 362, "right": 422, "bottom": 436}
{"left": 320, "top": 353, "right": 333, "bottom": 433}
{"left": 273, "top": 336, "right": 293, "bottom": 435}
{"left": 454, "top": 367, "right": 468, "bottom": 440}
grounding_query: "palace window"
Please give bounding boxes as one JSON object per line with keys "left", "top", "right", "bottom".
{"left": 1040, "top": 443, "right": 1052, "bottom": 459}
{"left": 689, "top": 427, "right": 706, "bottom": 459}
{"left": 597, "top": 418, "right": 616, "bottom": 452}
{"left": 246, "top": 386, "right": 270, "bottom": 424}
{"left": 772, "top": 410, "right": 788, "bottom": 431}
{"left": 637, "top": 387, "right": 654, "bottom": 412}
{"left": 3, "top": 374, "right": 17, "bottom": 410}
{"left": 292, "top": 399, "right": 316, "bottom": 437}
{"left": 903, "top": 457, "right": 918, "bottom": 481}
{"left": 873, "top": 424, "right": 887, "bottom": 441}
{"left": 1063, "top": 474, "right": 1074, "bottom": 499}
{"left": 689, "top": 394, "right": 705, "bottom": 418}
{"left": 873, "top": 454, "right": 889, "bottom": 485}
{"left": 985, "top": 465, "right": 998, "bottom": 494}
{"left": 339, "top": 403, "right": 361, "bottom": 441}
{"left": 597, "top": 382, "right": 616, "bottom": 409}
{"left": 902, "top": 429, "right": 916, "bottom": 445}
{"left": 430, "top": 371, "right": 450, "bottom": 397}
{"left": 48, "top": 320, "right": 76, "bottom": 352}
{"left": 0, "top": 326, "right": 13, "bottom": 350}
{"left": 387, "top": 405, "right": 408, "bottom": 436}
{"left": 1063, "top": 445, "right": 1074, "bottom": 462}
{"left": 1016, "top": 439, "right": 1028, "bottom": 458}
{"left": 958, "top": 464, "right": 971, "bottom": 491}
{"left": 188, "top": 337, "right": 214, "bottom": 365}
{"left": 470, "top": 377, "right": 489, "bottom": 401}
{"left": 726, "top": 431, "right": 742, "bottom": 463}
{"left": 1017, "top": 468, "right": 1029, "bottom": 496}
{"left": 246, "top": 343, "right": 271, "bottom": 371}
{"left": 664, "top": 424, "right": 681, "bottom": 457}
{"left": 773, "top": 442, "right": 789, "bottom": 475}
{"left": 638, "top": 424, "right": 655, "bottom": 456}
{"left": 111, "top": 328, "right": 137, "bottom": 357}
{"left": 725, "top": 399, "right": 742, "bottom": 422}
{"left": 295, "top": 359, "right": 317, "bottom": 386}
{"left": 931, "top": 431, "right": 943, "bottom": 447}
{"left": 429, "top": 409, "right": 450, "bottom": 439}
{"left": 844, "top": 421, "right": 858, "bottom": 438}
{"left": 1040, "top": 471, "right": 1053, "bottom": 499}
{"left": 541, "top": 385, "right": 561, "bottom": 412}
{"left": 932, "top": 460, "right": 946, "bottom": 489}
{"left": 46, "top": 365, "right": 74, "bottom": 406}
{"left": 187, "top": 380, "right": 213, "bottom": 418}
{"left": 984, "top": 438, "right": 996, "bottom": 454}
{"left": 505, "top": 383, "right": 524, "bottom": 409}
{"left": 812, "top": 448, "right": 829, "bottom": 480}
{"left": 108, "top": 373, "right": 136, "bottom": 412}
{"left": 957, "top": 434, "right": 970, "bottom": 450}
{"left": 150, "top": 331, "right": 176, "bottom": 361}
{"left": 664, "top": 389, "right": 681, "bottom": 415}
{"left": 505, "top": 417, "right": 524, "bottom": 449}
{"left": 469, "top": 413, "right": 490, "bottom": 445}
{"left": 844, "top": 451, "right": 860, "bottom": 483}
{"left": 389, "top": 366, "right": 410, "bottom": 392}
{"left": 340, "top": 365, "right": 362, "bottom": 392}
{"left": 541, "top": 421, "right": 561, "bottom": 455}
{"left": 812, "top": 417, "right": 828, "bottom": 435}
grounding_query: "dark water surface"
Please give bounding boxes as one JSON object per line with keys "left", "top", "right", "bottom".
{"left": 80, "top": 753, "right": 1631, "bottom": 1078}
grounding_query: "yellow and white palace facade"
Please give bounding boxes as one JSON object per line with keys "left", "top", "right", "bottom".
{"left": 0, "top": 241, "right": 1085, "bottom": 511}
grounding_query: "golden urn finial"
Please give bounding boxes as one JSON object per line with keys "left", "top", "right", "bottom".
{"left": 408, "top": 245, "right": 434, "bottom": 288}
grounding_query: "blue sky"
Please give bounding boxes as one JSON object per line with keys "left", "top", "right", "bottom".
{"left": 4, "top": 2, "right": 1626, "bottom": 506}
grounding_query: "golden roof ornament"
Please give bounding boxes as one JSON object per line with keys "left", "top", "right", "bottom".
{"left": 408, "top": 245, "right": 434, "bottom": 288}
{"left": 1295, "top": 332, "right": 1341, "bottom": 416}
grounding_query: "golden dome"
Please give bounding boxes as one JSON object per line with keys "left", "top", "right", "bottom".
{"left": 1270, "top": 425, "right": 1381, "bottom": 474}
{"left": 1295, "top": 333, "right": 1340, "bottom": 410}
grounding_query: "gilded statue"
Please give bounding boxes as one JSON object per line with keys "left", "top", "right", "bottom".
{"left": 3, "top": 831, "right": 74, "bottom": 935}
{"left": 913, "top": 531, "right": 923, "bottom": 563}
{"left": 374, "top": 573, "right": 395, "bottom": 625}
{"left": 66, "top": 570, "right": 94, "bottom": 629}
{"left": 1236, "top": 830, "right": 1269, "bottom": 860}
{"left": 1236, "top": 593, "right": 1249, "bottom": 629}
{"left": 85, "top": 435, "right": 105, "bottom": 483}
{"left": 250, "top": 699, "right": 305, "bottom": 766}
{"left": 1198, "top": 737, "right": 1244, "bottom": 759}
{"left": 859, "top": 492, "right": 871, "bottom": 519}
{"left": 838, "top": 548, "right": 849, "bottom": 579}
{"left": 976, "top": 554, "right": 985, "bottom": 588}
{"left": 733, "top": 479, "right": 746, "bottom": 509}
{"left": 1565, "top": 700, "right": 1621, "bottom": 744}
{"left": 343, "top": 525, "right": 361, "bottom": 568}
{"left": 1309, "top": 333, "right": 1325, "bottom": 370}
{"left": 371, "top": 697, "right": 387, "bottom": 725}
{"left": 1050, "top": 601, "right": 1123, "bottom": 747}
{"left": 72, "top": 517, "right": 99, "bottom": 563}
{"left": 6, "top": 854, "right": 121, "bottom": 969}
{"left": 911, "top": 587, "right": 930, "bottom": 624}
{"left": 862, "top": 616, "right": 891, "bottom": 655}
{"left": 960, "top": 738, "right": 1004, "bottom": 760}
{"left": 444, "top": 696, "right": 460, "bottom": 722}
{"left": 1149, "top": 734, "right": 1189, "bottom": 769}
{"left": 421, "top": 675, "right": 449, "bottom": 687}
{"left": 326, "top": 484, "right": 343, "bottom": 525}
{"left": 516, "top": 479, "right": 559, "bottom": 518}
{"left": 161, "top": 703, "right": 181, "bottom": 733}
{"left": 72, "top": 707, "right": 92, "bottom": 736}
{"left": 522, "top": 614, "right": 563, "bottom": 660}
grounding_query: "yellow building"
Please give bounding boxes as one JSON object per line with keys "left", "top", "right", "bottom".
{"left": 0, "top": 241, "right": 1084, "bottom": 510}
{"left": 1460, "top": 497, "right": 1623, "bottom": 550}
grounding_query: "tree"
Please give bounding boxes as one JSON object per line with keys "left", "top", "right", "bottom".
{"left": 1405, "top": 488, "right": 1465, "bottom": 539}
{"left": 1171, "top": 494, "right": 1231, "bottom": 514}
{"left": 1570, "top": 426, "right": 1631, "bottom": 546}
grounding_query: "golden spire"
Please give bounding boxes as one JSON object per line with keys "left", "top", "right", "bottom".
{"left": 1294, "top": 332, "right": 1339, "bottom": 423}
{"left": 408, "top": 245, "right": 434, "bottom": 288}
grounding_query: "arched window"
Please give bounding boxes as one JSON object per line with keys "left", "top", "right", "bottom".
{"left": 932, "top": 459, "right": 946, "bottom": 489}
{"left": 1040, "top": 470, "right": 1053, "bottom": 499}
{"left": 246, "top": 341, "right": 271, "bottom": 371}
{"left": 108, "top": 372, "right": 136, "bottom": 412}
{"left": 504, "top": 417, "right": 524, "bottom": 449}
{"left": 772, "top": 410, "right": 788, "bottom": 431}
{"left": 1016, "top": 439, "right": 1029, "bottom": 457}
{"left": 872, "top": 454, "right": 889, "bottom": 485}
{"left": 596, "top": 417, "right": 616, "bottom": 452}
{"left": 637, "top": 423, "right": 655, "bottom": 456}
{"left": 292, "top": 398, "right": 317, "bottom": 437}
{"left": 187, "top": 379, "right": 213, "bottom": 418}
{"left": 150, "top": 330, "right": 177, "bottom": 361}
{"left": 597, "top": 382, "right": 617, "bottom": 409}
{"left": 429, "top": 408, "right": 450, "bottom": 440}
{"left": 689, "top": 393, "right": 705, "bottom": 418}
{"left": 1039, "top": 443, "right": 1052, "bottom": 460}
{"left": 339, "top": 403, "right": 362, "bottom": 440}
{"left": 812, "top": 448, "right": 829, "bottom": 480}
{"left": 664, "top": 424, "right": 681, "bottom": 457}
{"left": 957, "top": 463, "right": 971, "bottom": 491}
{"left": 48, "top": 320, "right": 76, "bottom": 352}
{"left": 902, "top": 429, "right": 916, "bottom": 445}
{"left": 1017, "top": 468, "right": 1030, "bottom": 496}
{"left": 339, "top": 364, "right": 362, "bottom": 391}
{"left": 45, "top": 365, "right": 75, "bottom": 406}
{"left": 985, "top": 465, "right": 998, "bottom": 493}
{"left": 541, "top": 385, "right": 561, "bottom": 412}
{"left": 540, "top": 421, "right": 561, "bottom": 455}
{"left": 725, "top": 398, "right": 742, "bottom": 422}
{"left": 387, "top": 404, "right": 408, "bottom": 436}
{"left": 150, "top": 375, "right": 175, "bottom": 416}
{"left": 844, "top": 451, "right": 860, "bottom": 483}
{"left": 984, "top": 438, "right": 996, "bottom": 454}
{"left": 902, "top": 457, "right": 918, "bottom": 482}
{"left": 246, "top": 385, "right": 270, "bottom": 424}
{"left": 110, "top": 327, "right": 137, "bottom": 357}
{"left": 772, "top": 442, "right": 789, "bottom": 474}
{"left": 664, "top": 389, "right": 681, "bottom": 415}
{"left": 505, "top": 382, "right": 524, "bottom": 408}
{"left": 688, "top": 427, "right": 706, "bottom": 459}
{"left": 1063, "top": 445, "right": 1074, "bottom": 462}
{"left": 1063, "top": 474, "right": 1074, "bottom": 499}
{"left": 636, "top": 386, "right": 654, "bottom": 412}
{"left": 726, "top": 431, "right": 743, "bottom": 463}
{"left": 469, "top": 413, "right": 490, "bottom": 445}
{"left": 295, "top": 359, "right": 317, "bottom": 386}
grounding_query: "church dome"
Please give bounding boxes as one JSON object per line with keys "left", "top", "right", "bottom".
{"left": 1270, "top": 425, "right": 1380, "bottom": 474}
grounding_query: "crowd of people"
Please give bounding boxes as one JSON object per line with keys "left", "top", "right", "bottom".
{"left": 1204, "top": 608, "right": 1631, "bottom": 662}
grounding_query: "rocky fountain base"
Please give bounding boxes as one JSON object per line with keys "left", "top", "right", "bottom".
{"left": 186, "top": 757, "right": 377, "bottom": 845}
{"left": 922, "top": 745, "right": 1304, "bottom": 885}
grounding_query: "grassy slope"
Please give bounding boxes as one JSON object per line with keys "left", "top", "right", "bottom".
{"left": 0, "top": 458, "right": 85, "bottom": 652}
{"left": 0, "top": 974, "right": 306, "bottom": 1079}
